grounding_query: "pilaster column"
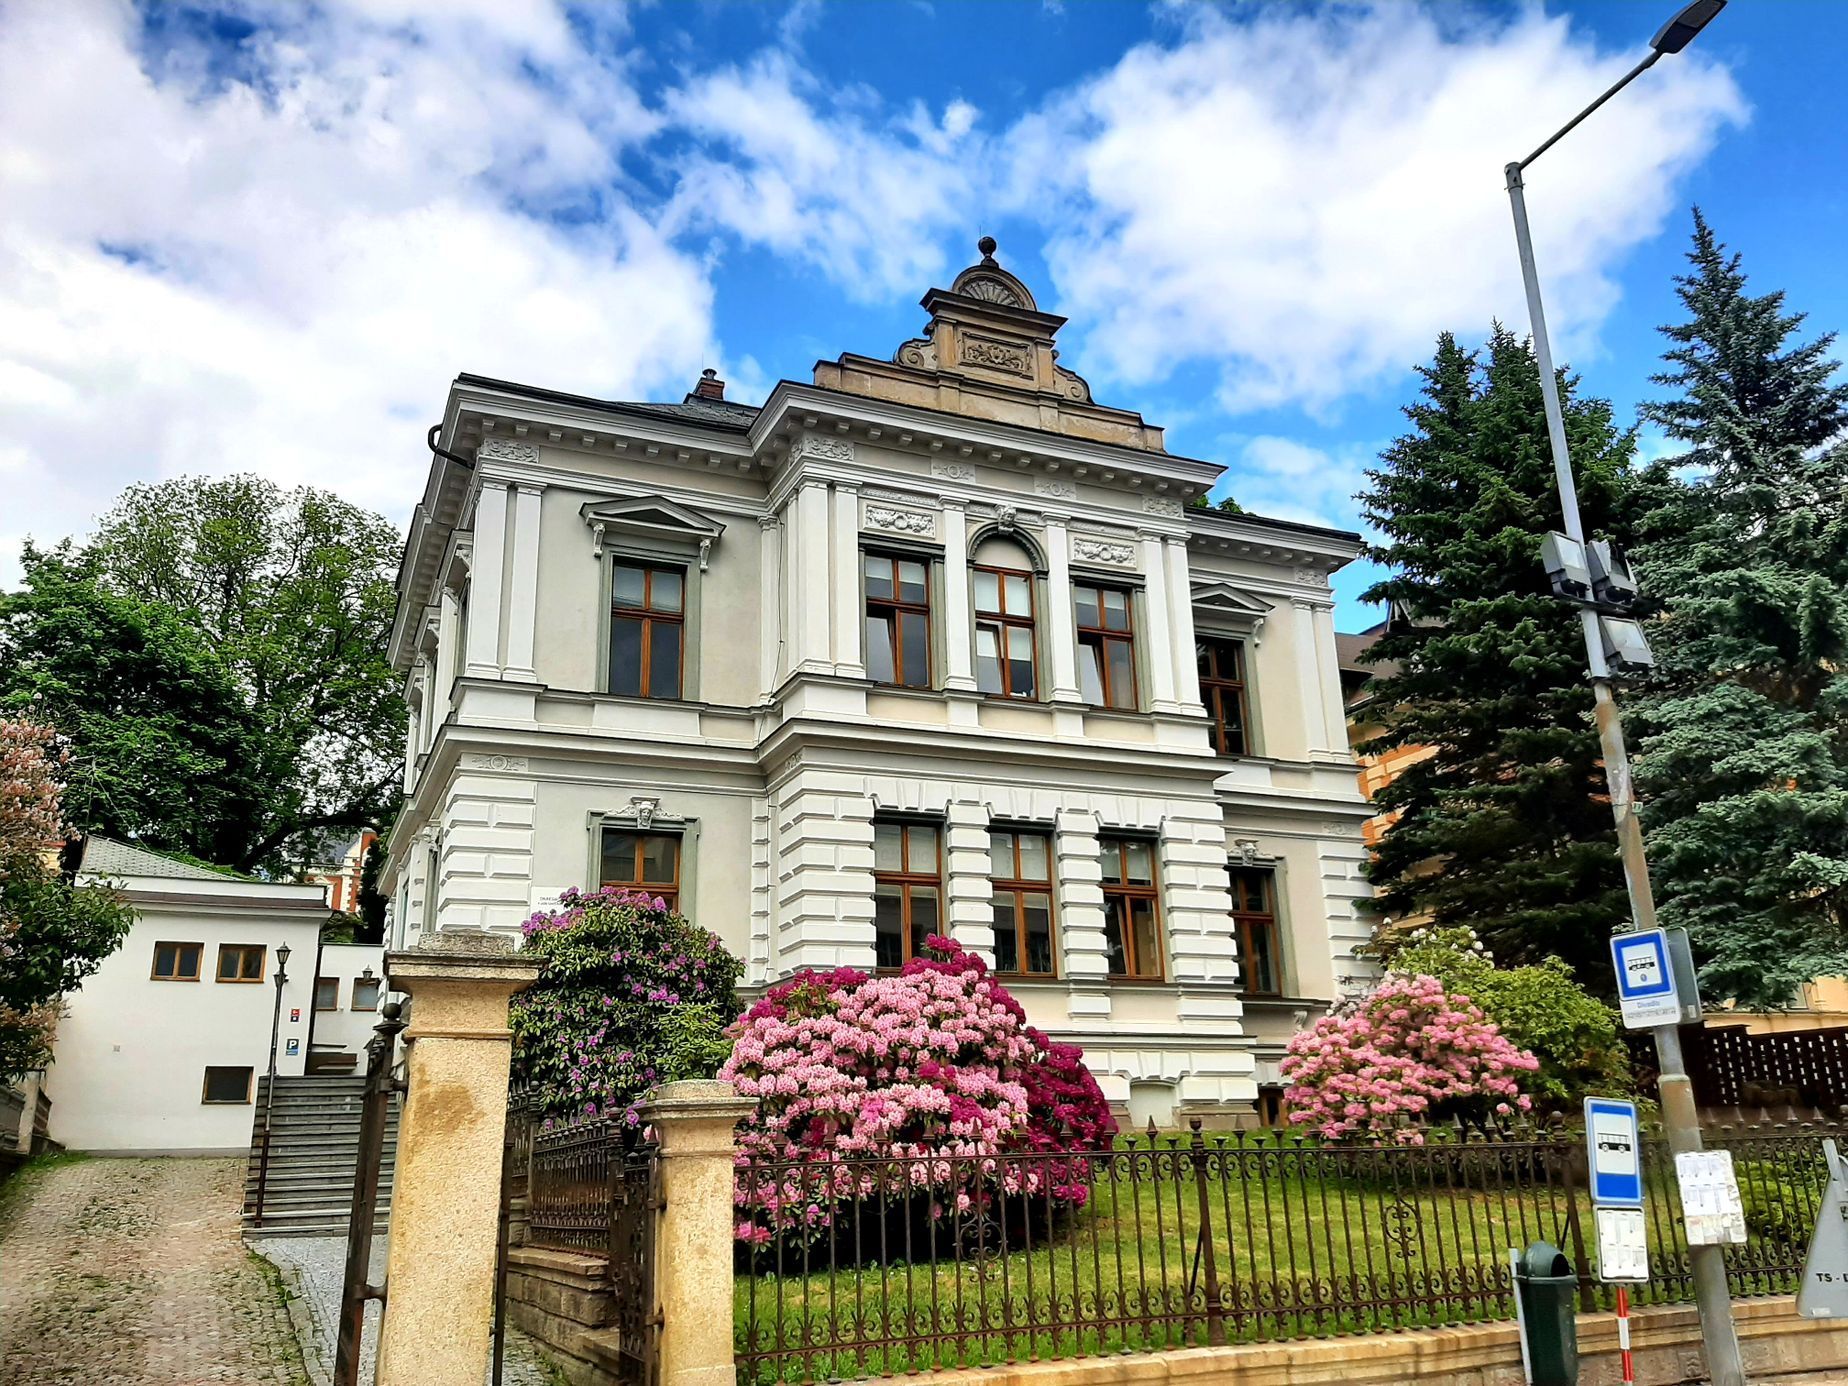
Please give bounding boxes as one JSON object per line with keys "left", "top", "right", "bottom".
{"left": 463, "top": 480, "right": 506, "bottom": 678}
{"left": 944, "top": 797, "right": 994, "bottom": 961}
{"left": 941, "top": 500, "right": 976, "bottom": 692}
{"left": 435, "top": 586, "right": 462, "bottom": 714}
{"left": 376, "top": 932, "right": 540, "bottom": 1386}
{"left": 1293, "top": 598, "right": 1345, "bottom": 761}
{"left": 1043, "top": 514, "right": 1082, "bottom": 702}
{"left": 400, "top": 693, "right": 421, "bottom": 794}
{"left": 756, "top": 514, "right": 782, "bottom": 702}
{"left": 792, "top": 482, "right": 832, "bottom": 675}
{"left": 503, "top": 483, "right": 543, "bottom": 682}
{"left": 1313, "top": 601, "right": 1350, "bottom": 759}
{"left": 830, "top": 483, "right": 864, "bottom": 677}
{"left": 1166, "top": 536, "right": 1204, "bottom": 713}
{"left": 1140, "top": 532, "right": 1179, "bottom": 713}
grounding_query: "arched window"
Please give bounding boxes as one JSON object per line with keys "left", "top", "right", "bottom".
{"left": 971, "top": 535, "right": 1038, "bottom": 700}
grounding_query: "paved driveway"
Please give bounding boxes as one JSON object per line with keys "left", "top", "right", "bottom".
{"left": 0, "top": 1156, "right": 307, "bottom": 1385}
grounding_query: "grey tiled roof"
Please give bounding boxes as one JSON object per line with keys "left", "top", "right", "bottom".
{"left": 613, "top": 397, "right": 762, "bottom": 428}
{"left": 80, "top": 836, "right": 243, "bottom": 882}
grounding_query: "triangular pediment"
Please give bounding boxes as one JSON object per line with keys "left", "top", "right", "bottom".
{"left": 581, "top": 495, "right": 725, "bottom": 538}
{"left": 1191, "top": 582, "right": 1274, "bottom": 618}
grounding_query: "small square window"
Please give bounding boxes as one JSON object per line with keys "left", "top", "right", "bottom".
{"left": 216, "top": 944, "right": 265, "bottom": 983}
{"left": 315, "top": 977, "right": 340, "bottom": 1011}
{"left": 351, "top": 978, "right": 382, "bottom": 1011}
{"left": 152, "top": 941, "right": 203, "bottom": 981}
{"left": 202, "top": 1066, "right": 253, "bottom": 1104}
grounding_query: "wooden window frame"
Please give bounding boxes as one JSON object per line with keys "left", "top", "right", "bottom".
{"left": 314, "top": 977, "right": 341, "bottom": 1011}
{"left": 215, "top": 943, "right": 267, "bottom": 984}
{"left": 608, "top": 561, "right": 687, "bottom": 700}
{"left": 1198, "top": 637, "right": 1252, "bottom": 757}
{"left": 151, "top": 941, "right": 203, "bottom": 982}
{"left": 1230, "top": 867, "right": 1284, "bottom": 998}
{"left": 201, "top": 1066, "right": 254, "bottom": 1105}
{"left": 989, "top": 828, "right": 1057, "bottom": 977}
{"left": 872, "top": 819, "right": 943, "bottom": 971}
{"left": 863, "top": 551, "right": 933, "bottom": 690}
{"left": 1076, "top": 583, "right": 1139, "bottom": 711}
{"left": 351, "top": 978, "right": 382, "bottom": 1012}
{"left": 598, "top": 827, "right": 682, "bottom": 910}
{"left": 973, "top": 564, "right": 1039, "bottom": 700}
{"left": 1099, "top": 836, "right": 1164, "bottom": 981}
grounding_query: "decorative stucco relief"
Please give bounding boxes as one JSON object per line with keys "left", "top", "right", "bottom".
{"left": 1141, "top": 495, "right": 1185, "bottom": 517}
{"left": 930, "top": 459, "right": 977, "bottom": 482}
{"left": 865, "top": 505, "right": 935, "bottom": 537}
{"left": 895, "top": 338, "right": 939, "bottom": 371}
{"left": 464, "top": 753, "right": 529, "bottom": 773}
{"left": 477, "top": 438, "right": 539, "bottom": 464}
{"left": 958, "top": 333, "right": 1033, "bottom": 378}
{"left": 1071, "top": 536, "right": 1135, "bottom": 566}
{"left": 1034, "top": 479, "right": 1078, "bottom": 501}
{"left": 791, "top": 433, "right": 856, "bottom": 464}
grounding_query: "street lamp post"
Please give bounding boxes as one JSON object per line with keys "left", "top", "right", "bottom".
{"left": 1503, "top": 3, "right": 1740, "bottom": 1383}
{"left": 253, "top": 939, "right": 293, "bottom": 1228}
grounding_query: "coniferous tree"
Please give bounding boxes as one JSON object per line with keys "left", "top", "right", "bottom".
{"left": 1358, "top": 327, "right": 1637, "bottom": 989}
{"left": 1629, "top": 212, "right": 1848, "bottom": 1008}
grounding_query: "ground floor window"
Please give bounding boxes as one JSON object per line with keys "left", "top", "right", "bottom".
{"left": 989, "top": 828, "right": 1056, "bottom": 976}
{"left": 873, "top": 819, "right": 941, "bottom": 969}
{"left": 1231, "top": 867, "right": 1282, "bottom": 997}
{"left": 600, "top": 827, "right": 682, "bottom": 909}
{"left": 315, "top": 977, "right": 340, "bottom": 1011}
{"left": 202, "top": 1066, "right": 253, "bottom": 1104}
{"left": 1100, "top": 836, "right": 1163, "bottom": 979}
{"left": 352, "top": 976, "right": 382, "bottom": 1011}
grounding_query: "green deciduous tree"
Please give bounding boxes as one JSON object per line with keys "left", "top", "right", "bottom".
{"left": 1628, "top": 212, "right": 1848, "bottom": 1008}
{"left": 1358, "top": 327, "right": 1637, "bottom": 989}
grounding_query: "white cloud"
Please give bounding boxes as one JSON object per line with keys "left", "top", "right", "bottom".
{"left": 1219, "top": 434, "right": 1380, "bottom": 536}
{"left": 1009, "top": 5, "right": 1746, "bottom": 414}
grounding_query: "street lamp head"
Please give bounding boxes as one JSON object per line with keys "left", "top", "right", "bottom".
{"left": 277, "top": 942, "right": 292, "bottom": 969}
{"left": 1651, "top": 0, "right": 1725, "bottom": 55}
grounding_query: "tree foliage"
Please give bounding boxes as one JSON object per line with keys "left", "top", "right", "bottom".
{"left": 1357, "top": 328, "right": 1637, "bottom": 987}
{"left": 1628, "top": 212, "right": 1848, "bottom": 1008}
{"left": 0, "top": 720, "right": 135, "bottom": 1080}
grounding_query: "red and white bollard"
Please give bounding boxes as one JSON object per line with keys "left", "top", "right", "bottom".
{"left": 1616, "top": 1284, "right": 1634, "bottom": 1384}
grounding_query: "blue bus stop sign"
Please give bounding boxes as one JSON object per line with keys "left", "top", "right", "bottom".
{"left": 1585, "top": 1097, "right": 1644, "bottom": 1207}
{"left": 1611, "top": 928, "right": 1681, "bottom": 1029}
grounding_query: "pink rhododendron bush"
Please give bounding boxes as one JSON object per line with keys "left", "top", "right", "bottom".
{"left": 721, "top": 936, "right": 1117, "bottom": 1246}
{"left": 1280, "top": 973, "right": 1540, "bottom": 1144}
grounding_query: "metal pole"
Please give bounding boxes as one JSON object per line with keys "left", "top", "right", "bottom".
{"left": 254, "top": 959, "right": 287, "bottom": 1227}
{"left": 1505, "top": 162, "right": 1746, "bottom": 1386}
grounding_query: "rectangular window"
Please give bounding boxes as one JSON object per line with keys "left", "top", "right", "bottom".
{"left": 1076, "top": 583, "right": 1137, "bottom": 710}
{"left": 1198, "top": 638, "right": 1251, "bottom": 757}
{"left": 989, "top": 829, "right": 1055, "bottom": 976}
{"left": 872, "top": 820, "right": 941, "bottom": 969}
{"left": 352, "top": 977, "right": 382, "bottom": 1011}
{"left": 202, "top": 1066, "right": 253, "bottom": 1104}
{"left": 1231, "top": 867, "right": 1282, "bottom": 997}
{"left": 152, "top": 941, "right": 203, "bottom": 982}
{"left": 974, "top": 566, "right": 1038, "bottom": 699}
{"left": 315, "top": 977, "right": 340, "bottom": 1010}
{"left": 215, "top": 944, "right": 266, "bottom": 983}
{"left": 600, "top": 828, "right": 681, "bottom": 910}
{"left": 1100, "top": 836, "right": 1163, "bottom": 979}
{"left": 864, "top": 553, "right": 932, "bottom": 689}
{"left": 609, "top": 562, "right": 685, "bottom": 699}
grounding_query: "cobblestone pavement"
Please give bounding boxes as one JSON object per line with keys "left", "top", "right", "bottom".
{"left": 0, "top": 1156, "right": 308, "bottom": 1386}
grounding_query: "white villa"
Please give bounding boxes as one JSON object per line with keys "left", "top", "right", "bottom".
{"left": 383, "top": 241, "right": 1374, "bottom": 1127}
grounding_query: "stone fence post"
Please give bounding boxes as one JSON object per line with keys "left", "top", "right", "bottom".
{"left": 376, "top": 930, "right": 540, "bottom": 1386}
{"left": 642, "top": 1080, "right": 757, "bottom": 1386}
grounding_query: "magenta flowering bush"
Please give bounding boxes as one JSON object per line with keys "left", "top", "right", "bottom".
{"left": 1280, "top": 973, "right": 1540, "bottom": 1144}
{"left": 510, "top": 886, "right": 743, "bottom": 1129}
{"left": 722, "top": 937, "right": 1116, "bottom": 1243}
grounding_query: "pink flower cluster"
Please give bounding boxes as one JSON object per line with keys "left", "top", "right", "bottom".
{"left": 1279, "top": 973, "right": 1539, "bottom": 1144}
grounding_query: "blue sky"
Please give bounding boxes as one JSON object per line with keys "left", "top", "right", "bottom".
{"left": 2, "top": 1, "right": 1841, "bottom": 630}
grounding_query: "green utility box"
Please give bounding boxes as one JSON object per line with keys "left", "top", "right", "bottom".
{"left": 1515, "top": 1241, "right": 1579, "bottom": 1386}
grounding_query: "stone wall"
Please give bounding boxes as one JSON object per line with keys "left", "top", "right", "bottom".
{"left": 503, "top": 1247, "right": 621, "bottom": 1386}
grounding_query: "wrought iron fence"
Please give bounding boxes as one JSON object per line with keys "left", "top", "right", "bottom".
{"left": 732, "top": 1119, "right": 1842, "bottom": 1385}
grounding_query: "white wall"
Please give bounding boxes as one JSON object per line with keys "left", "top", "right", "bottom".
{"left": 307, "top": 941, "right": 389, "bottom": 1061}
{"left": 47, "top": 877, "right": 328, "bottom": 1154}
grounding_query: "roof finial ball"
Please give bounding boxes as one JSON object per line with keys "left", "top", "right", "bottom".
{"left": 977, "top": 234, "right": 998, "bottom": 264}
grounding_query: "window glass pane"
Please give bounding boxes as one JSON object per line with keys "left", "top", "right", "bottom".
{"left": 974, "top": 626, "right": 1003, "bottom": 694}
{"left": 1102, "top": 588, "right": 1130, "bottom": 630}
{"left": 1103, "top": 912, "right": 1127, "bottom": 976}
{"left": 863, "top": 553, "right": 893, "bottom": 600}
{"left": 1197, "top": 641, "right": 1215, "bottom": 679}
{"left": 651, "top": 568, "right": 683, "bottom": 613}
{"left": 1006, "top": 625, "right": 1036, "bottom": 697}
{"left": 908, "top": 885, "right": 940, "bottom": 957}
{"left": 1245, "top": 921, "right": 1278, "bottom": 995}
{"left": 647, "top": 620, "right": 681, "bottom": 698}
{"left": 1105, "top": 638, "right": 1136, "bottom": 708}
{"left": 601, "top": 830, "right": 638, "bottom": 883}
{"left": 155, "top": 942, "right": 177, "bottom": 976}
{"left": 897, "top": 560, "right": 928, "bottom": 603}
{"left": 1099, "top": 841, "right": 1124, "bottom": 885}
{"left": 181, "top": 943, "right": 200, "bottom": 976}
{"left": 1004, "top": 573, "right": 1030, "bottom": 614}
{"left": 974, "top": 569, "right": 999, "bottom": 613}
{"left": 609, "top": 617, "right": 643, "bottom": 696}
{"left": 898, "top": 611, "right": 930, "bottom": 687}
{"left": 1125, "top": 841, "right": 1154, "bottom": 885}
{"left": 639, "top": 834, "right": 677, "bottom": 885}
{"left": 1130, "top": 898, "right": 1163, "bottom": 977}
{"left": 1075, "top": 586, "right": 1100, "bottom": 629}
{"left": 992, "top": 899, "right": 1020, "bottom": 973}
{"left": 353, "top": 979, "right": 381, "bottom": 1010}
{"left": 316, "top": 978, "right": 339, "bottom": 1009}
{"left": 989, "top": 831, "right": 1015, "bottom": 878}
{"left": 203, "top": 1067, "right": 251, "bottom": 1104}
{"left": 874, "top": 884, "right": 903, "bottom": 969}
{"left": 873, "top": 822, "right": 903, "bottom": 872}
{"left": 241, "top": 947, "right": 264, "bottom": 980}
{"left": 1078, "top": 640, "right": 1106, "bottom": 705}
{"left": 1017, "top": 833, "right": 1050, "bottom": 882}
{"left": 905, "top": 824, "right": 939, "bottom": 866}
{"left": 1023, "top": 894, "right": 1054, "bottom": 974}
{"left": 865, "top": 615, "right": 895, "bottom": 683}
{"left": 613, "top": 565, "right": 646, "bottom": 608}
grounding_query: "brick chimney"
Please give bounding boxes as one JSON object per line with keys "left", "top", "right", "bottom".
{"left": 691, "top": 367, "right": 725, "bottom": 401}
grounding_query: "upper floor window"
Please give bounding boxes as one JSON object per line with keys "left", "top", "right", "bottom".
{"left": 864, "top": 553, "right": 931, "bottom": 689}
{"left": 1100, "top": 836, "right": 1163, "bottom": 979}
{"left": 352, "top": 977, "right": 382, "bottom": 1011}
{"left": 1076, "top": 584, "right": 1137, "bottom": 710}
{"left": 315, "top": 977, "right": 340, "bottom": 1011}
{"left": 973, "top": 539, "right": 1038, "bottom": 700}
{"left": 609, "top": 563, "right": 685, "bottom": 699}
{"left": 152, "top": 941, "right": 202, "bottom": 982}
{"left": 216, "top": 944, "right": 266, "bottom": 984}
{"left": 873, "top": 820, "right": 941, "bottom": 969}
{"left": 1198, "top": 638, "right": 1251, "bottom": 756}
{"left": 601, "top": 828, "right": 681, "bottom": 910}
{"left": 989, "top": 829, "right": 1055, "bottom": 976}
{"left": 1230, "top": 868, "right": 1282, "bottom": 997}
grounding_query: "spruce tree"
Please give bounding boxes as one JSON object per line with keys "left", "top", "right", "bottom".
{"left": 1629, "top": 211, "right": 1848, "bottom": 1008}
{"left": 1358, "top": 327, "right": 1637, "bottom": 988}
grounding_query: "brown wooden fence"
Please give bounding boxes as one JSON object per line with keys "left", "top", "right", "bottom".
{"left": 1684, "top": 1023, "right": 1848, "bottom": 1112}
